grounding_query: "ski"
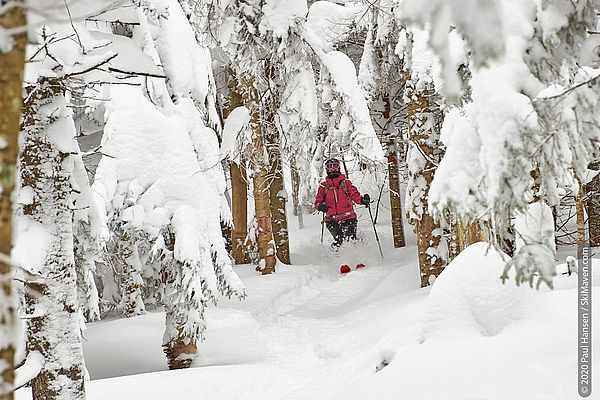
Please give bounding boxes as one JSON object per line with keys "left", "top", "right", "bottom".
{"left": 340, "top": 263, "right": 366, "bottom": 274}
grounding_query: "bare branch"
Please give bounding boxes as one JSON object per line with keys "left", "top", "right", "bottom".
{"left": 107, "top": 66, "right": 166, "bottom": 79}
{"left": 64, "top": 52, "right": 118, "bottom": 77}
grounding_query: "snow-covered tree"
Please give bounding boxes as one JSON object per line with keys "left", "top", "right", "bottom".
{"left": 402, "top": 0, "right": 599, "bottom": 288}
{"left": 12, "top": 17, "right": 119, "bottom": 397}
{"left": 92, "top": 0, "right": 245, "bottom": 368}
{"left": 189, "top": 0, "right": 384, "bottom": 273}
{"left": 15, "top": 76, "right": 89, "bottom": 400}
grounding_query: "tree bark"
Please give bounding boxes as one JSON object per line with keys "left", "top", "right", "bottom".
{"left": 406, "top": 76, "right": 445, "bottom": 287}
{"left": 224, "top": 70, "right": 250, "bottom": 264}
{"left": 0, "top": 3, "right": 27, "bottom": 398}
{"left": 239, "top": 74, "right": 276, "bottom": 274}
{"left": 387, "top": 144, "right": 406, "bottom": 248}
{"left": 465, "top": 222, "right": 485, "bottom": 245}
{"left": 20, "top": 78, "right": 86, "bottom": 400}
{"left": 266, "top": 131, "right": 290, "bottom": 264}
{"left": 576, "top": 177, "right": 586, "bottom": 259}
{"left": 586, "top": 162, "right": 600, "bottom": 246}
{"left": 230, "top": 163, "right": 250, "bottom": 264}
{"left": 163, "top": 320, "right": 197, "bottom": 370}
{"left": 116, "top": 226, "right": 145, "bottom": 317}
{"left": 291, "top": 159, "right": 304, "bottom": 229}
{"left": 264, "top": 64, "right": 290, "bottom": 265}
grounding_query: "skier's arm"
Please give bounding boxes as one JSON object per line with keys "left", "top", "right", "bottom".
{"left": 314, "top": 184, "right": 326, "bottom": 209}
{"left": 346, "top": 180, "right": 363, "bottom": 204}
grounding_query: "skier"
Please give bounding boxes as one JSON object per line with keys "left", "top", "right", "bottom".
{"left": 314, "top": 158, "right": 370, "bottom": 249}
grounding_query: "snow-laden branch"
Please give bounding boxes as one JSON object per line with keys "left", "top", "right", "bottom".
{"left": 64, "top": 52, "right": 118, "bottom": 77}
{"left": 535, "top": 69, "right": 600, "bottom": 101}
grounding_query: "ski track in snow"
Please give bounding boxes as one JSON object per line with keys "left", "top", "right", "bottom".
{"left": 21, "top": 212, "right": 427, "bottom": 400}
{"left": 15, "top": 212, "right": 600, "bottom": 400}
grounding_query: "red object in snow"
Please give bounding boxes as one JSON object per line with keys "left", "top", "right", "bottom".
{"left": 356, "top": 263, "right": 365, "bottom": 269}
{"left": 340, "top": 264, "right": 351, "bottom": 274}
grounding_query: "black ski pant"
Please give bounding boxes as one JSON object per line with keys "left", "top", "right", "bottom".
{"left": 325, "top": 218, "right": 358, "bottom": 248}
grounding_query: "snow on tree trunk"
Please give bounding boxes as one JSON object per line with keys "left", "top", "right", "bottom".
{"left": 586, "top": 163, "right": 600, "bottom": 247}
{"left": 73, "top": 220, "right": 101, "bottom": 322}
{"left": 265, "top": 106, "right": 291, "bottom": 264}
{"left": 508, "top": 200, "right": 556, "bottom": 288}
{"left": 223, "top": 72, "right": 249, "bottom": 265}
{"left": 114, "top": 225, "right": 145, "bottom": 317}
{"left": 162, "top": 238, "right": 198, "bottom": 370}
{"left": 17, "top": 77, "right": 85, "bottom": 400}
{"left": 239, "top": 75, "right": 277, "bottom": 274}
{"left": 387, "top": 144, "right": 406, "bottom": 248}
{"left": 291, "top": 159, "right": 304, "bottom": 230}
{"left": 0, "top": 2, "right": 26, "bottom": 398}
{"left": 405, "top": 75, "right": 446, "bottom": 287}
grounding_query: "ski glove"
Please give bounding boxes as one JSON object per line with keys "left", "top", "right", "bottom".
{"left": 361, "top": 194, "right": 370, "bottom": 206}
{"left": 317, "top": 203, "right": 329, "bottom": 212}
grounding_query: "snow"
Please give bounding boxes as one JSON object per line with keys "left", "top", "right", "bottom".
{"left": 87, "top": 31, "right": 163, "bottom": 77}
{"left": 220, "top": 106, "right": 250, "bottom": 164}
{"left": 14, "top": 193, "right": 600, "bottom": 400}
{"left": 86, "top": 3, "right": 140, "bottom": 25}
{"left": 0, "top": 26, "right": 14, "bottom": 53}
{"left": 11, "top": 216, "right": 52, "bottom": 273}
{"left": 152, "top": 0, "right": 211, "bottom": 104}
{"left": 319, "top": 51, "right": 384, "bottom": 163}
{"left": 514, "top": 201, "right": 556, "bottom": 253}
{"left": 422, "top": 243, "right": 531, "bottom": 339}
{"left": 14, "top": 351, "right": 44, "bottom": 390}
{"left": 260, "top": 0, "right": 307, "bottom": 38}
{"left": 428, "top": 107, "right": 483, "bottom": 219}
{"left": 306, "top": 1, "right": 364, "bottom": 49}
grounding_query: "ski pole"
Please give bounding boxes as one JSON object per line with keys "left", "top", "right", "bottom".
{"left": 320, "top": 213, "right": 325, "bottom": 244}
{"left": 367, "top": 203, "right": 384, "bottom": 258}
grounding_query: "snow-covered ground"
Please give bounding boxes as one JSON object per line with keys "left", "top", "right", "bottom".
{"left": 16, "top": 204, "right": 600, "bottom": 400}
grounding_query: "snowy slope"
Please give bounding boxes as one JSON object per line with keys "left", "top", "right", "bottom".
{"left": 16, "top": 201, "right": 599, "bottom": 400}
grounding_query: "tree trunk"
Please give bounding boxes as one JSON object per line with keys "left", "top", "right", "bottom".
{"left": 266, "top": 132, "right": 290, "bottom": 264}
{"left": 20, "top": 78, "right": 86, "bottom": 400}
{"left": 224, "top": 70, "right": 250, "bottom": 265}
{"left": 239, "top": 74, "right": 276, "bottom": 274}
{"left": 387, "top": 144, "right": 406, "bottom": 248}
{"left": 406, "top": 75, "right": 445, "bottom": 287}
{"left": 0, "top": 3, "right": 26, "bottom": 398}
{"left": 465, "top": 222, "right": 485, "bottom": 245}
{"left": 163, "top": 320, "right": 197, "bottom": 370}
{"left": 230, "top": 163, "right": 250, "bottom": 264}
{"left": 264, "top": 64, "right": 290, "bottom": 265}
{"left": 291, "top": 159, "right": 304, "bottom": 229}
{"left": 116, "top": 227, "right": 145, "bottom": 317}
{"left": 576, "top": 177, "right": 586, "bottom": 259}
{"left": 586, "top": 162, "right": 600, "bottom": 246}
{"left": 446, "top": 213, "right": 463, "bottom": 261}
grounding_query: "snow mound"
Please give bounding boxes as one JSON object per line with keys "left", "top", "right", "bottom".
{"left": 422, "top": 243, "right": 534, "bottom": 340}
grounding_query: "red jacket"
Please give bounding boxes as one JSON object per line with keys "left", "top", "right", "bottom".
{"left": 314, "top": 174, "right": 362, "bottom": 221}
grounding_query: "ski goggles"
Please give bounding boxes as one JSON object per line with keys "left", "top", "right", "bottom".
{"left": 325, "top": 160, "right": 340, "bottom": 171}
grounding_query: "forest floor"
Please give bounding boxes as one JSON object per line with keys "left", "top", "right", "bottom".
{"left": 16, "top": 206, "right": 600, "bottom": 400}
